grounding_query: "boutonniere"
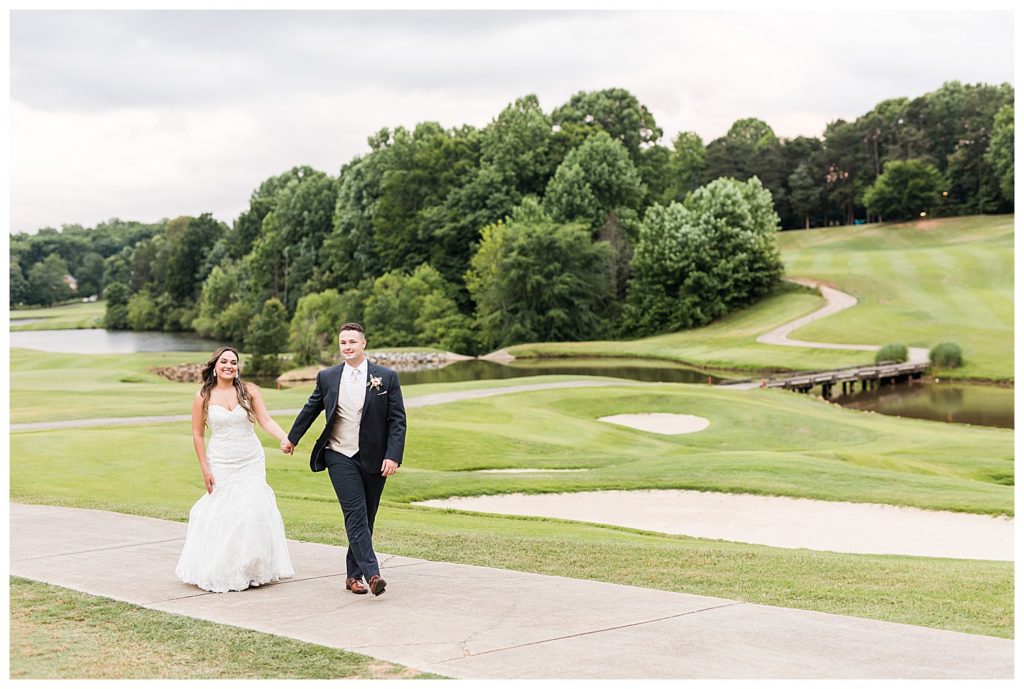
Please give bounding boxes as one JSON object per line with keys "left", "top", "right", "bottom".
{"left": 367, "top": 375, "right": 383, "bottom": 391}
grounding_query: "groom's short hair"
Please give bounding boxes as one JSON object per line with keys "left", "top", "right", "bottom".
{"left": 339, "top": 322, "right": 366, "bottom": 338}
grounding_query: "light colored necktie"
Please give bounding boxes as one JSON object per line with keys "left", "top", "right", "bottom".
{"left": 348, "top": 368, "right": 360, "bottom": 403}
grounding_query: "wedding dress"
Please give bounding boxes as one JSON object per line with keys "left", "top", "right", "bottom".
{"left": 175, "top": 404, "right": 294, "bottom": 592}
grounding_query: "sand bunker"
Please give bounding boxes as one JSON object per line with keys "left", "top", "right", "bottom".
{"left": 417, "top": 490, "right": 1013, "bottom": 561}
{"left": 599, "top": 413, "right": 710, "bottom": 434}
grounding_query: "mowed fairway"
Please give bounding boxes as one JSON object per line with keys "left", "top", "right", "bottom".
{"left": 509, "top": 214, "right": 1013, "bottom": 381}
{"left": 779, "top": 214, "right": 1013, "bottom": 380}
{"left": 12, "top": 384, "right": 1013, "bottom": 516}
{"left": 10, "top": 380, "right": 1013, "bottom": 638}
{"left": 508, "top": 282, "right": 869, "bottom": 372}
{"left": 10, "top": 301, "right": 105, "bottom": 330}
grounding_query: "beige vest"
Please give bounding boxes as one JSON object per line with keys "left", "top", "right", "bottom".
{"left": 328, "top": 379, "right": 363, "bottom": 457}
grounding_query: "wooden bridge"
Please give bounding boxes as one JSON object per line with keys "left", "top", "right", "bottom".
{"left": 720, "top": 361, "right": 931, "bottom": 398}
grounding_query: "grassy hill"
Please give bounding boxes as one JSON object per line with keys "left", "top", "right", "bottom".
{"left": 778, "top": 214, "right": 1012, "bottom": 381}
{"left": 510, "top": 214, "right": 1013, "bottom": 381}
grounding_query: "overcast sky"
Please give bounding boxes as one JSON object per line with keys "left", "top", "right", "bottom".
{"left": 9, "top": 8, "right": 1015, "bottom": 233}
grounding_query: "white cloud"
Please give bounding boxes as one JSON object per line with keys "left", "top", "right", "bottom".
{"left": 8, "top": 9, "right": 1014, "bottom": 232}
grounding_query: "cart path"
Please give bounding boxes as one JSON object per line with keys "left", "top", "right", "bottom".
{"left": 757, "top": 278, "right": 930, "bottom": 364}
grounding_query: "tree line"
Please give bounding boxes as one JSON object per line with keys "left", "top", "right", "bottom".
{"left": 10, "top": 82, "right": 1014, "bottom": 368}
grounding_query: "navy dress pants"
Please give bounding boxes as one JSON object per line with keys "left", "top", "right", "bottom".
{"left": 324, "top": 449, "right": 387, "bottom": 581}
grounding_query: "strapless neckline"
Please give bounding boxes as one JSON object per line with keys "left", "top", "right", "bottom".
{"left": 210, "top": 404, "right": 242, "bottom": 413}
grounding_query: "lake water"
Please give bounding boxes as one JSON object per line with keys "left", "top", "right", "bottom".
{"left": 394, "top": 358, "right": 726, "bottom": 386}
{"left": 832, "top": 380, "right": 1013, "bottom": 429}
{"left": 9, "top": 328, "right": 1012, "bottom": 428}
{"left": 9, "top": 328, "right": 224, "bottom": 353}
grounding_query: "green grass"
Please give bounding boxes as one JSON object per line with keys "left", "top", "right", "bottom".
{"left": 12, "top": 385, "right": 1012, "bottom": 515}
{"left": 9, "top": 577, "right": 440, "bottom": 679}
{"left": 9, "top": 347, "right": 615, "bottom": 424}
{"left": 10, "top": 382, "right": 1014, "bottom": 638}
{"left": 509, "top": 282, "right": 872, "bottom": 372}
{"left": 10, "top": 301, "right": 106, "bottom": 330}
{"left": 510, "top": 214, "right": 1013, "bottom": 382}
{"left": 777, "top": 214, "right": 1012, "bottom": 380}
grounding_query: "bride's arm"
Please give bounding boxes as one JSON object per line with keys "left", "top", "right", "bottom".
{"left": 191, "top": 392, "right": 214, "bottom": 494}
{"left": 247, "top": 383, "right": 288, "bottom": 443}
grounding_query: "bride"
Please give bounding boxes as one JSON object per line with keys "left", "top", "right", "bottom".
{"left": 175, "top": 346, "right": 294, "bottom": 592}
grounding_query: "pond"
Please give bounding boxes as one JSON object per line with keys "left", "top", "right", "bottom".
{"left": 392, "top": 358, "right": 728, "bottom": 386}
{"left": 9, "top": 328, "right": 1013, "bottom": 429}
{"left": 831, "top": 379, "right": 1013, "bottom": 429}
{"left": 9, "top": 328, "right": 224, "bottom": 354}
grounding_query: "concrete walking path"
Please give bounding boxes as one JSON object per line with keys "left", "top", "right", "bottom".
{"left": 10, "top": 503, "right": 1013, "bottom": 679}
{"left": 758, "top": 278, "right": 930, "bottom": 364}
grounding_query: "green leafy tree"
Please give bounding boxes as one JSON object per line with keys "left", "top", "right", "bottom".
{"left": 126, "top": 290, "right": 161, "bottom": 330}
{"left": 863, "top": 159, "right": 945, "bottom": 221}
{"left": 665, "top": 132, "right": 707, "bottom": 203}
{"left": 777, "top": 136, "right": 824, "bottom": 228}
{"left": 543, "top": 130, "right": 645, "bottom": 231}
{"left": 26, "top": 253, "right": 72, "bottom": 306}
{"left": 787, "top": 162, "right": 821, "bottom": 229}
{"left": 192, "top": 260, "right": 258, "bottom": 343}
{"left": 704, "top": 118, "right": 788, "bottom": 223}
{"left": 704, "top": 118, "right": 778, "bottom": 182}
{"left": 551, "top": 88, "right": 662, "bottom": 164}
{"left": 289, "top": 289, "right": 350, "bottom": 365}
{"left": 10, "top": 263, "right": 28, "bottom": 306}
{"left": 363, "top": 264, "right": 472, "bottom": 351}
{"left": 636, "top": 143, "right": 672, "bottom": 206}
{"left": 246, "top": 298, "right": 290, "bottom": 376}
{"left": 984, "top": 103, "right": 1014, "bottom": 203}
{"left": 228, "top": 167, "right": 315, "bottom": 260}
{"left": 102, "top": 281, "right": 131, "bottom": 329}
{"left": 162, "top": 213, "right": 226, "bottom": 302}
{"left": 249, "top": 168, "right": 337, "bottom": 311}
{"left": 324, "top": 124, "right": 483, "bottom": 293}
{"left": 466, "top": 214, "right": 613, "bottom": 350}
{"left": 480, "top": 94, "right": 554, "bottom": 197}
{"left": 74, "top": 251, "right": 105, "bottom": 297}
{"left": 102, "top": 249, "right": 132, "bottom": 290}
{"left": 130, "top": 236, "right": 163, "bottom": 294}
{"left": 820, "top": 119, "right": 868, "bottom": 225}
{"left": 624, "top": 177, "right": 783, "bottom": 336}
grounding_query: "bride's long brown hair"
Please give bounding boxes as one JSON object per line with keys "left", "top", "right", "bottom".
{"left": 199, "top": 346, "right": 256, "bottom": 425}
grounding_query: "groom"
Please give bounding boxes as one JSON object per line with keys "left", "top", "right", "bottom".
{"left": 282, "top": 322, "right": 406, "bottom": 596}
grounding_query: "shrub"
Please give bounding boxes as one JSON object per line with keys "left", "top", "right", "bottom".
{"left": 875, "top": 343, "right": 908, "bottom": 363}
{"left": 930, "top": 342, "right": 964, "bottom": 369}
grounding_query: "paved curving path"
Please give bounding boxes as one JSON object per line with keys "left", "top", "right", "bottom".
{"left": 10, "top": 380, "right": 637, "bottom": 433}
{"left": 10, "top": 503, "right": 1013, "bottom": 680}
{"left": 758, "top": 278, "right": 930, "bottom": 364}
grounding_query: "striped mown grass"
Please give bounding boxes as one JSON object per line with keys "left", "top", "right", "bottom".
{"left": 510, "top": 214, "right": 1012, "bottom": 382}
{"left": 778, "top": 214, "right": 1012, "bottom": 380}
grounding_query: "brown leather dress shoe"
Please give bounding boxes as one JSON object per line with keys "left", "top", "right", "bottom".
{"left": 345, "top": 577, "right": 368, "bottom": 594}
{"left": 367, "top": 575, "right": 386, "bottom": 596}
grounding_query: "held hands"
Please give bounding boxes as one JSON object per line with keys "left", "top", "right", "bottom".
{"left": 381, "top": 459, "right": 399, "bottom": 477}
{"left": 280, "top": 439, "right": 294, "bottom": 455}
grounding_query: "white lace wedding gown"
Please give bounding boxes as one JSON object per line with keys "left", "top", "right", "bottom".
{"left": 175, "top": 404, "right": 294, "bottom": 592}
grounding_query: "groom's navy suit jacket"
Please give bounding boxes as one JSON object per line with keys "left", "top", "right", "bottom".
{"left": 287, "top": 362, "right": 406, "bottom": 473}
